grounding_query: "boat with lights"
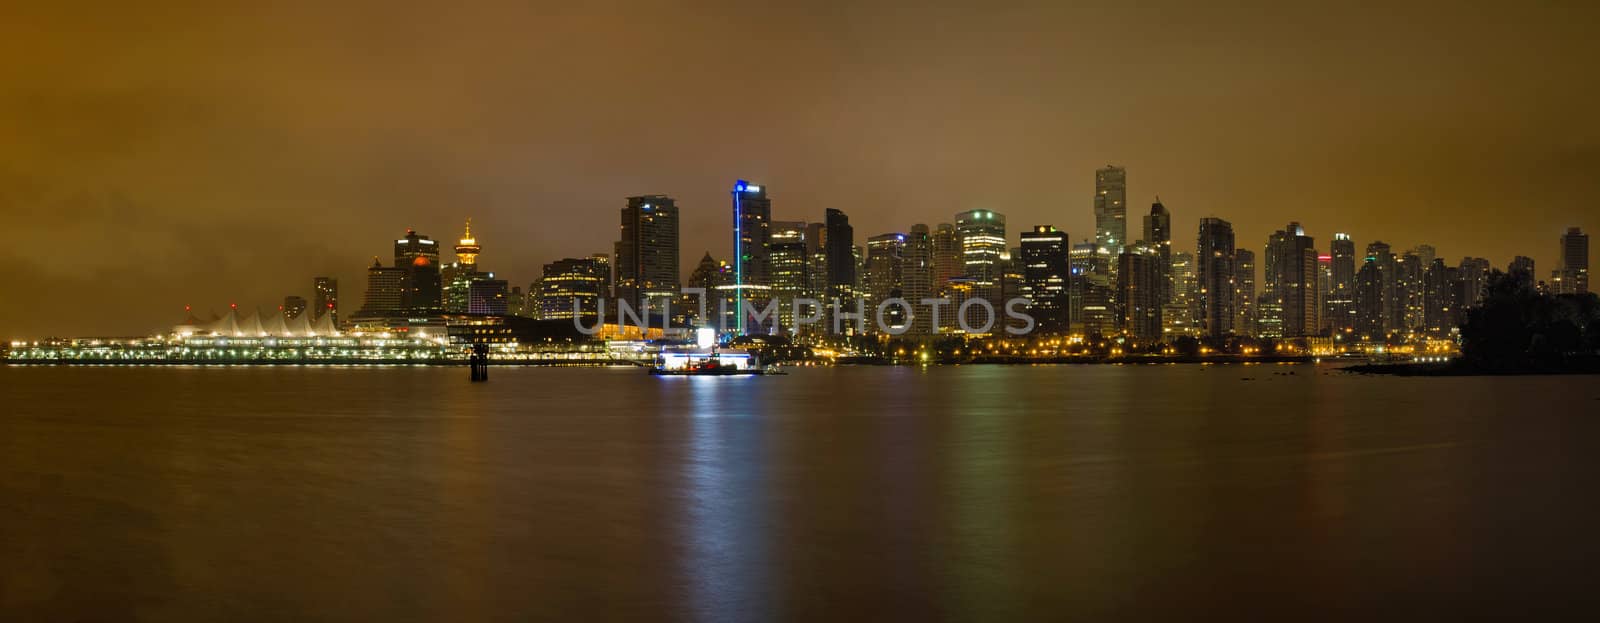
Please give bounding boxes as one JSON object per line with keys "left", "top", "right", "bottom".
{"left": 649, "top": 327, "right": 772, "bottom": 376}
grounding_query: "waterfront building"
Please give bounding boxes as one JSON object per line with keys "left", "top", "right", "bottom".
{"left": 1197, "top": 218, "right": 1235, "bottom": 338}
{"left": 1143, "top": 199, "right": 1172, "bottom": 303}
{"left": 956, "top": 209, "right": 1006, "bottom": 333}
{"left": 864, "top": 233, "right": 907, "bottom": 332}
{"left": 395, "top": 229, "right": 443, "bottom": 313}
{"left": 538, "top": 257, "right": 607, "bottom": 323}
{"left": 1070, "top": 241, "right": 1115, "bottom": 336}
{"left": 1327, "top": 233, "right": 1356, "bottom": 333}
{"left": 1264, "top": 222, "right": 1317, "bottom": 337}
{"left": 616, "top": 195, "right": 680, "bottom": 314}
{"left": 1020, "top": 226, "right": 1070, "bottom": 334}
{"left": 769, "top": 221, "right": 810, "bottom": 332}
{"left": 932, "top": 223, "right": 960, "bottom": 298}
{"left": 1094, "top": 165, "right": 1127, "bottom": 254}
{"left": 468, "top": 279, "right": 509, "bottom": 315}
{"left": 1117, "top": 244, "right": 1162, "bottom": 341}
{"left": 1233, "top": 248, "right": 1257, "bottom": 337}
{"left": 903, "top": 224, "right": 935, "bottom": 335}
{"left": 356, "top": 258, "right": 407, "bottom": 318}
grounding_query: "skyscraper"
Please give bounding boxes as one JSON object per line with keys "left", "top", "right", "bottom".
{"left": 313, "top": 277, "right": 339, "bottom": 323}
{"left": 1458, "top": 257, "right": 1491, "bottom": 307}
{"left": 1364, "top": 241, "right": 1398, "bottom": 333}
{"left": 616, "top": 195, "right": 680, "bottom": 313}
{"left": 1233, "top": 248, "right": 1257, "bottom": 337}
{"left": 1355, "top": 259, "right": 1386, "bottom": 339}
{"left": 1118, "top": 245, "right": 1162, "bottom": 341}
{"left": 1327, "top": 233, "right": 1357, "bottom": 334}
{"left": 956, "top": 210, "right": 1007, "bottom": 334}
{"left": 1093, "top": 165, "right": 1127, "bottom": 253}
{"left": 730, "top": 181, "right": 773, "bottom": 333}
{"left": 864, "top": 233, "right": 907, "bottom": 331}
{"left": 1165, "top": 251, "right": 1199, "bottom": 340}
{"left": 1070, "top": 241, "right": 1115, "bottom": 336}
{"left": 394, "top": 229, "right": 442, "bottom": 313}
{"left": 903, "top": 224, "right": 935, "bottom": 334}
{"left": 1398, "top": 251, "right": 1426, "bottom": 331}
{"left": 539, "top": 257, "right": 606, "bottom": 322}
{"left": 824, "top": 209, "right": 856, "bottom": 301}
{"left": 1558, "top": 227, "right": 1589, "bottom": 294}
{"left": 731, "top": 180, "right": 772, "bottom": 289}
{"left": 357, "top": 258, "right": 406, "bottom": 318}
{"left": 1423, "top": 258, "right": 1460, "bottom": 336}
{"left": 1020, "top": 226, "right": 1070, "bottom": 334}
{"left": 769, "top": 221, "right": 809, "bottom": 332}
{"left": 931, "top": 223, "right": 959, "bottom": 298}
{"left": 1264, "top": 222, "right": 1317, "bottom": 337}
{"left": 1143, "top": 199, "right": 1172, "bottom": 304}
{"left": 1197, "top": 218, "right": 1236, "bottom": 338}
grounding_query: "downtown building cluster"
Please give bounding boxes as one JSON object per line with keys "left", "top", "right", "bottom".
{"left": 333, "top": 169, "right": 1591, "bottom": 352}
{"left": 486, "top": 169, "right": 1590, "bottom": 350}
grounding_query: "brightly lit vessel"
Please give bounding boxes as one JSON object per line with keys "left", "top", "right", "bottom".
{"left": 649, "top": 328, "right": 769, "bottom": 376}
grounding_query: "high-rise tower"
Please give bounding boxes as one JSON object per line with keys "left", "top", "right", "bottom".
{"left": 1094, "top": 166, "right": 1127, "bottom": 253}
{"left": 1197, "top": 218, "right": 1236, "bottom": 338}
{"left": 616, "top": 195, "right": 680, "bottom": 313}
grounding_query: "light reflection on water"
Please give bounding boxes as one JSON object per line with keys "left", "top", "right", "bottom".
{"left": 2, "top": 365, "right": 1599, "bottom": 620}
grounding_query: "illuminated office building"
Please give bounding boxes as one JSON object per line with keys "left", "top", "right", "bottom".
{"left": 538, "top": 257, "right": 606, "bottom": 322}
{"left": 956, "top": 209, "right": 1006, "bottom": 333}
{"left": 357, "top": 258, "right": 407, "bottom": 318}
{"left": 1094, "top": 165, "right": 1127, "bottom": 254}
{"left": 1142, "top": 199, "right": 1172, "bottom": 303}
{"left": 395, "top": 229, "right": 442, "bottom": 313}
{"left": 467, "top": 278, "right": 508, "bottom": 316}
{"left": 864, "top": 233, "right": 907, "bottom": 331}
{"left": 932, "top": 223, "right": 959, "bottom": 298}
{"left": 1327, "top": 233, "right": 1356, "bottom": 333}
{"left": 1117, "top": 244, "right": 1162, "bottom": 341}
{"left": 1020, "top": 226, "right": 1070, "bottom": 334}
{"left": 615, "top": 195, "right": 679, "bottom": 313}
{"left": 769, "top": 221, "right": 810, "bottom": 332}
{"left": 1197, "top": 218, "right": 1236, "bottom": 338}
{"left": 903, "top": 224, "right": 935, "bottom": 334}
{"left": 1233, "top": 248, "right": 1257, "bottom": 337}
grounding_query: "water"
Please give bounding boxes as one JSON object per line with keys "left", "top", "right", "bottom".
{"left": 3, "top": 364, "right": 1598, "bottom": 621}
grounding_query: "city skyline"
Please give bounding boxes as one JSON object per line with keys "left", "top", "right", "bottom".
{"left": 3, "top": 2, "right": 1598, "bottom": 337}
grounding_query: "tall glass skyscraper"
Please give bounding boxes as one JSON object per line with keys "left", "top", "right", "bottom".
{"left": 1328, "top": 233, "right": 1357, "bottom": 333}
{"left": 1197, "top": 217, "right": 1235, "bottom": 338}
{"left": 1094, "top": 165, "right": 1127, "bottom": 253}
{"left": 956, "top": 210, "right": 1007, "bottom": 334}
{"left": 903, "top": 224, "right": 935, "bottom": 334}
{"left": 1143, "top": 199, "right": 1172, "bottom": 304}
{"left": 730, "top": 181, "right": 772, "bottom": 334}
{"left": 615, "top": 195, "right": 679, "bottom": 314}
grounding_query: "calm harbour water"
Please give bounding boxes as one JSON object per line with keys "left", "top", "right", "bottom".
{"left": 3, "top": 364, "right": 1599, "bottom": 621}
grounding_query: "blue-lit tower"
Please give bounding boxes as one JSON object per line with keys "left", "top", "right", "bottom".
{"left": 731, "top": 180, "right": 772, "bottom": 334}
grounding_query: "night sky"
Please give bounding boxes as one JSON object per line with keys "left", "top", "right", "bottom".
{"left": 2, "top": 1, "right": 1596, "bottom": 337}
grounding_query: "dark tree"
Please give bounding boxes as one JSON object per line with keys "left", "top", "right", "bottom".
{"left": 1460, "top": 270, "right": 1600, "bottom": 369}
